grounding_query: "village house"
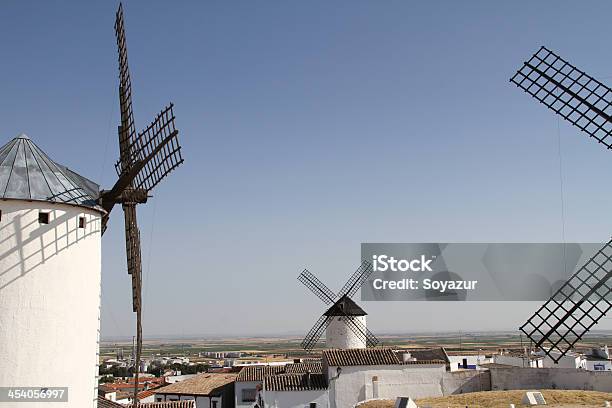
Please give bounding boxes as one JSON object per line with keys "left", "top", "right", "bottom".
{"left": 537, "top": 349, "right": 587, "bottom": 369}
{"left": 493, "top": 350, "right": 544, "bottom": 368}
{"left": 322, "top": 348, "right": 447, "bottom": 408}
{"left": 235, "top": 365, "right": 286, "bottom": 408}
{"left": 262, "top": 372, "right": 328, "bottom": 408}
{"left": 154, "top": 373, "right": 237, "bottom": 408}
{"left": 584, "top": 345, "right": 612, "bottom": 371}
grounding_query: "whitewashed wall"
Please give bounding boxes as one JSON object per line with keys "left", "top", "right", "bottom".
{"left": 235, "top": 380, "right": 259, "bottom": 408}
{"left": 0, "top": 200, "right": 102, "bottom": 408}
{"left": 489, "top": 367, "right": 612, "bottom": 392}
{"left": 542, "top": 353, "right": 586, "bottom": 369}
{"left": 327, "top": 364, "right": 446, "bottom": 408}
{"left": 326, "top": 316, "right": 366, "bottom": 349}
{"left": 262, "top": 389, "right": 328, "bottom": 408}
{"left": 585, "top": 359, "right": 612, "bottom": 371}
{"left": 494, "top": 354, "right": 542, "bottom": 368}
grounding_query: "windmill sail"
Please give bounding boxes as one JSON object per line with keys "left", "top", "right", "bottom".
{"left": 520, "top": 239, "right": 612, "bottom": 362}
{"left": 129, "top": 104, "right": 183, "bottom": 192}
{"left": 511, "top": 46, "right": 612, "bottom": 148}
{"left": 106, "top": 4, "right": 185, "bottom": 406}
{"left": 123, "top": 204, "right": 142, "bottom": 312}
{"left": 115, "top": 3, "right": 138, "bottom": 171}
{"left": 301, "top": 315, "right": 333, "bottom": 350}
{"left": 338, "top": 260, "right": 374, "bottom": 299}
{"left": 298, "top": 269, "right": 337, "bottom": 305}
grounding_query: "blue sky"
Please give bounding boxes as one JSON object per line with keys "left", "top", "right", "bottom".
{"left": 2, "top": 1, "right": 612, "bottom": 338}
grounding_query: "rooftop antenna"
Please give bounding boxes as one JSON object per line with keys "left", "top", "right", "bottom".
{"left": 297, "top": 261, "right": 380, "bottom": 350}
{"left": 510, "top": 46, "right": 612, "bottom": 363}
{"left": 98, "top": 3, "right": 184, "bottom": 404}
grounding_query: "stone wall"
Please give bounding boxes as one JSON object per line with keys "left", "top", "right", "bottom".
{"left": 442, "top": 370, "right": 491, "bottom": 395}
{"left": 490, "top": 367, "right": 612, "bottom": 392}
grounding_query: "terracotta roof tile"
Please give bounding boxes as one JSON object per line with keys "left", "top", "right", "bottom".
{"left": 98, "top": 397, "right": 196, "bottom": 408}
{"left": 400, "top": 360, "right": 446, "bottom": 365}
{"left": 264, "top": 373, "right": 327, "bottom": 391}
{"left": 138, "top": 389, "right": 156, "bottom": 400}
{"left": 154, "top": 373, "right": 236, "bottom": 396}
{"left": 323, "top": 348, "right": 400, "bottom": 366}
{"left": 284, "top": 362, "right": 323, "bottom": 374}
{"left": 236, "top": 365, "right": 285, "bottom": 382}
{"left": 97, "top": 398, "right": 124, "bottom": 408}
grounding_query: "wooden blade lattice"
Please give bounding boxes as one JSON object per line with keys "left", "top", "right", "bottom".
{"left": 123, "top": 204, "right": 142, "bottom": 313}
{"left": 128, "top": 104, "right": 183, "bottom": 192}
{"left": 520, "top": 239, "right": 612, "bottom": 362}
{"left": 338, "top": 260, "right": 374, "bottom": 299}
{"left": 115, "top": 3, "right": 138, "bottom": 170}
{"left": 301, "top": 315, "right": 333, "bottom": 350}
{"left": 298, "top": 269, "right": 337, "bottom": 305}
{"left": 511, "top": 46, "right": 612, "bottom": 149}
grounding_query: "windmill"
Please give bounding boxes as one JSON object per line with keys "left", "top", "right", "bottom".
{"left": 510, "top": 46, "right": 612, "bottom": 363}
{"left": 297, "top": 260, "right": 380, "bottom": 350}
{"left": 98, "top": 3, "right": 184, "bottom": 402}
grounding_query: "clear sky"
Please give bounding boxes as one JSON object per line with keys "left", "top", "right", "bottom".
{"left": 2, "top": 1, "right": 612, "bottom": 338}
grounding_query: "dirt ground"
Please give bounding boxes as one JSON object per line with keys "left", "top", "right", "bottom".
{"left": 358, "top": 390, "right": 612, "bottom": 408}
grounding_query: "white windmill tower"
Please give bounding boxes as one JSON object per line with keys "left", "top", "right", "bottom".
{"left": 0, "top": 134, "right": 104, "bottom": 406}
{"left": 323, "top": 295, "right": 369, "bottom": 349}
{"left": 0, "top": 4, "right": 183, "bottom": 408}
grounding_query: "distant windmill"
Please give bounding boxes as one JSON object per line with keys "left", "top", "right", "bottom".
{"left": 99, "top": 3, "right": 184, "bottom": 402}
{"left": 510, "top": 46, "right": 612, "bottom": 363}
{"left": 297, "top": 261, "right": 380, "bottom": 350}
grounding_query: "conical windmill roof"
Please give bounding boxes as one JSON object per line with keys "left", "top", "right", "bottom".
{"left": 324, "top": 295, "right": 367, "bottom": 317}
{"left": 0, "top": 134, "right": 102, "bottom": 210}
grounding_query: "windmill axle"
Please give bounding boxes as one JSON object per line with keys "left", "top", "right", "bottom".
{"left": 99, "top": 187, "right": 148, "bottom": 206}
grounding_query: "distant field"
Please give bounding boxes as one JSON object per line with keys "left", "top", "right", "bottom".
{"left": 99, "top": 331, "right": 612, "bottom": 360}
{"left": 360, "top": 390, "right": 612, "bottom": 408}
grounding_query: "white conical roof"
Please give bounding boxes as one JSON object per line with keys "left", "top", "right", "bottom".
{"left": 0, "top": 134, "right": 101, "bottom": 210}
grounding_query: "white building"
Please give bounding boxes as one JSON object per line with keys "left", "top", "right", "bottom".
{"left": 537, "top": 349, "right": 586, "bottom": 369}
{"left": 323, "top": 348, "right": 446, "bottom": 408}
{"left": 154, "top": 373, "right": 237, "bottom": 408}
{"left": 445, "top": 352, "right": 492, "bottom": 371}
{"left": 585, "top": 346, "right": 612, "bottom": 372}
{"left": 493, "top": 351, "right": 543, "bottom": 368}
{"left": 235, "top": 365, "right": 285, "bottom": 408}
{"left": 262, "top": 372, "right": 328, "bottom": 408}
{"left": 0, "top": 134, "right": 103, "bottom": 408}
{"left": 251, "top": 348, "right": 451, "bottom": 408}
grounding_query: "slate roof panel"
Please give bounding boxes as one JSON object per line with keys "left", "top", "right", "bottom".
{"left": 0, "top": 134, "right": 101, "bottom": 210}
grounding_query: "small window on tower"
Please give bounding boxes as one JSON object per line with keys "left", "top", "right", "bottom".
{"left": 0, "top": 210, "right": 2, "bottom": 221}
{"left": 38, "top": 212, "right": 49, "bottom": 224}
{"left": 78, "top": 217, "right": 86, "bottom": 229}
